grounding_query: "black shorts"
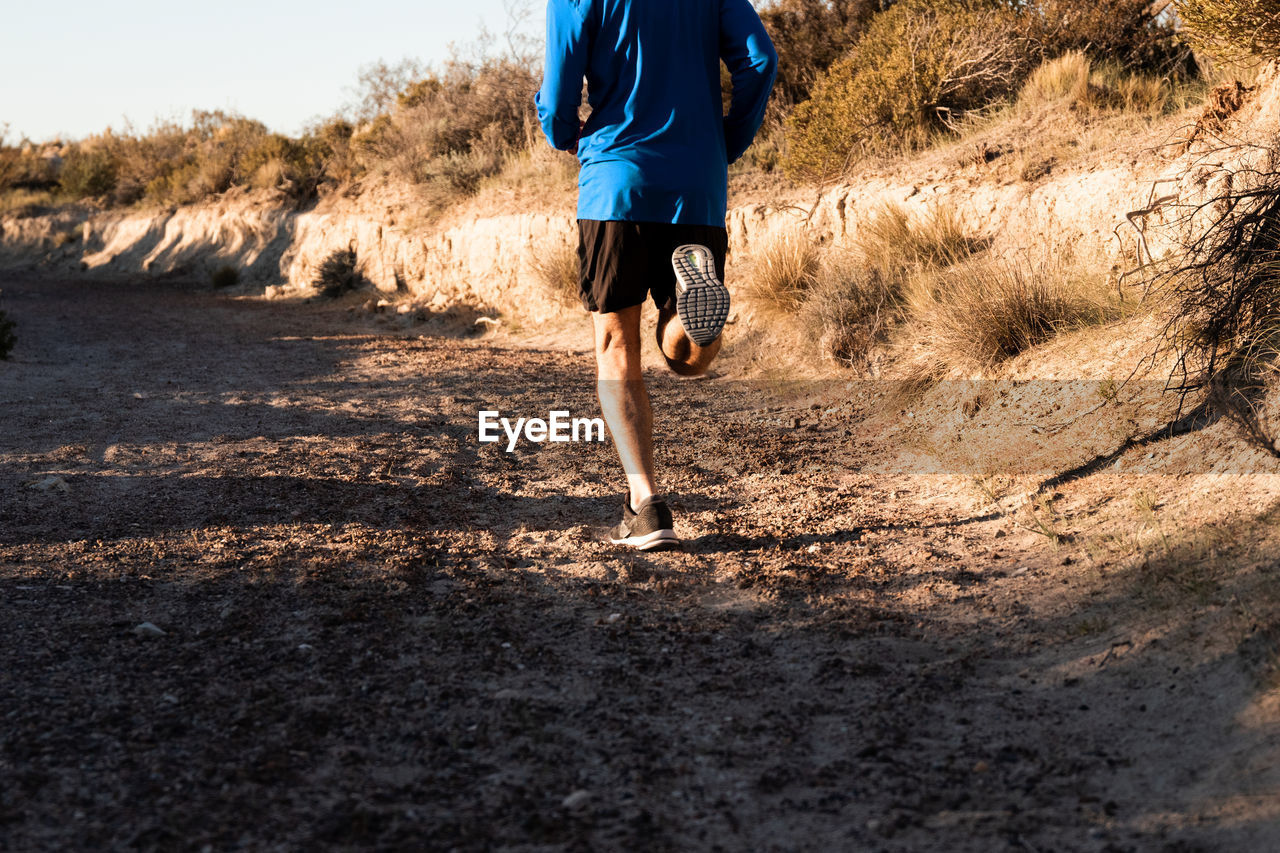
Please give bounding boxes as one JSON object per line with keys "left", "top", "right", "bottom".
{"left": 578, "top": 219, "right": 728, "bottom": 314}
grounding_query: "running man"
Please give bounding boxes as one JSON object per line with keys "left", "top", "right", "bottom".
{"left": 536, "top": 0, "right": 777, "bottom": 550}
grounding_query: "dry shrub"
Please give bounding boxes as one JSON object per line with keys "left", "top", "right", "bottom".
{"left": 785, "top": 0, "right": 1030, "bottom": 181}
{"left": 908, "top": 255, "right": 1113, "bottom": 374}
{"left": 58, "top": 144, "right": 117, "bottom": 199}
{"left": 1022, "top": 0, "right": 1192, "bottom": 75}
{"left": 480, "top": 142, "right": 579, "bottom": 203}
{"left": 803, "top": 255, "right": 894, "bottom": 367}
{"left": 316, "top": 249, "right": 363, "bottom": 298}
{"left": 1017, "top": 52, "right": 1093, "bottom": 108}
{"left": 1184, "top": 80, "right": 1257, "bottom": 149}
{"left": 354, "top": 57, "right": 537, "bottom": 206}
{"left": 744, "top": 232, "right": 823, "bottom": 312}
{"left": 1149, "top": 155, "right": 1280, "bottom": 396}
{"left": 530, "top": 241, "right": 581, "bottom": 308}
{"left": 800, "top": 203, "right": 986, "bottom": 367}
{"left": 1176, "top": 0, "right": 1280, "bottom": 63}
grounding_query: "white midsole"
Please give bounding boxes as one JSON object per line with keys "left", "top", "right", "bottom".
{"left": 610, "top": 528, "right": 679, "bottom": 550}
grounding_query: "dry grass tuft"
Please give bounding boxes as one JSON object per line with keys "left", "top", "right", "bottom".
{"left": 1017, "top": 51, "right": 1169, "bottom": 116}
{"left": 1018, "top": 52, "right": 1093, "bottom": 108}
{"left": 744, "top": 232, "right": 823, "bottom": 313}
{"left": 858, "top": 203, "right": 985, "bottom": 276}
{"left": 530, "top": 241, "right": 581, "bottom": 308}
{"left": 0, "top": 188, "right": 55, "bottom": 216}
{"left": 750, "top": 203, "right": 987, "bottom": 369}
{"left": 908, "top": 254, "right": 1115, "bottom": 374}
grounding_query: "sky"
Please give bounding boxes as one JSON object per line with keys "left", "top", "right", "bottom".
{"left": 1, "top": 0, "right": 543, "bottom": 143}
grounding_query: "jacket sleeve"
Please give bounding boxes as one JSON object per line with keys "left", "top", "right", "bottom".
{"left": 719, "top": 0, "right": 778, "bottom": 165}
{"left": 535, "top": 0, "right": 590, "bottom": 152}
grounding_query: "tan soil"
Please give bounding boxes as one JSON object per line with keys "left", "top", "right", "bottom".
{"left": 2, "top": 275, "right": 1279, "bottom": 851}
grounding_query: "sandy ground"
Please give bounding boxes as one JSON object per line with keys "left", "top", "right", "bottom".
{"left": 2, "top": 275, "right": 1279, "bottom": 852}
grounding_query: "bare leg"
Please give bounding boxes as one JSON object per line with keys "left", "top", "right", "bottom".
{"left": 593, "top": 305, "right": 658, "bottom": 507}
{"left": 656, "top": 306, "right": 722, "bottom": 376}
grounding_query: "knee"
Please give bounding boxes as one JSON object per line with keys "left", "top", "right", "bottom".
{"left": 595, "top": 323, "right": 629, "bottom": 359}
{"left": 594, "top": 315, "right": 642, "bottom": 379}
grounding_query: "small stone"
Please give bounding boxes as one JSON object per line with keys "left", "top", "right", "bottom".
{"left": 396, "top": 303, "right": 412, "bottom": 315}
{"left": 605, "top": 612, "right": 622, "bottom": 624}
{"left": 133, "top": 622, "right": 165, "bottom": 638}
{"left": 561, "top": 789, "right": 591, "bottom": 810}
{"left": 29, "top": 475, "right": 70, "bottom": 493}
{"left": 972, "top": 760, "right": 990, "bottom": 773}
{"left": 297, "top": 643, "right": 314, "bottom": 652}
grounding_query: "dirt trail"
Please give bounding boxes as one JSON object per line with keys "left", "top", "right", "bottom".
{"left": 2, "top": 276, "right": 1278, "bottom": 852}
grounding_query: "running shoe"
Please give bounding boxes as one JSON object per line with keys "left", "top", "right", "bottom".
{"left": 672, "top": 244, "right": 730, "bottom": 346}
{"left": 608, "top": 494, "right": 680, "bottom": 551}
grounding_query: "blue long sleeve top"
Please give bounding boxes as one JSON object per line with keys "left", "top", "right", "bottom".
{"left": 535, "top": 0, "right": 778, "bottom": 227}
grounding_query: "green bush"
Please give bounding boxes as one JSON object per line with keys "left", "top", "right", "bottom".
{"left": 757, "top": 0, "right": 881, "bottom": 110}
{"left": 0, "top": 309, "right": 15, "bottom": 360}
{"left": 784, "top": 0, "right": 1029, "bottom": 182}
{"left": 1176, "top": 0, "right": 1280, "bottom": 62}
{"left": 59, "top": 145, "right": 117, "bottom": 199}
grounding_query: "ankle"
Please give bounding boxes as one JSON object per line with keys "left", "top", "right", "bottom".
{"left": 628, "top": 488, "right": 657, "bottom": 512}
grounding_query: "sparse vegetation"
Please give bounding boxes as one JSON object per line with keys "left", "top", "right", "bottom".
{"left": 802, "top": 254, "right": 893, "bottom": 367}
{"left": 743, "top": 200, "right": 1121, "bottom": 375}
{"left": 1150, "top": 144, "right": 1280, "bottom": 386}
{"left": 908, "top": 254, "right": 1114, "bottom": 374}
{"left": 530, "top": 241, "right": 580, "bottom": 308}
{"left": 858, "top": 202, "right": 984, "bottom": 274}
{"left": 351, "top": 55, "right": 538, "bottom": 209}
{"left": 316, "top": 249, "right": 363, "bottom": 298}
{"left": 745, "top": 232, "right": 823, "bottom": 313}
{"left": 792, "top": 203, "right": 986, "bottom": 366}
